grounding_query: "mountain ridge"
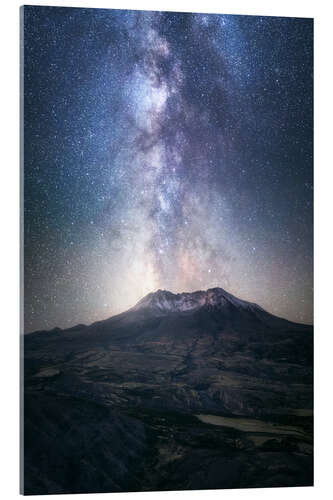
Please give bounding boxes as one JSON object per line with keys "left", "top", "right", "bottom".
{"left": 26, "top": 287, "right": 312, "bottom": 335}
{"left": 132, "top": 287, "right": 265, "bottom": 314}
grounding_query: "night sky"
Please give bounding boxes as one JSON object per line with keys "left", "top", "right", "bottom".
{"left": 23, "top": 6, "right": 313, "bottom": 333}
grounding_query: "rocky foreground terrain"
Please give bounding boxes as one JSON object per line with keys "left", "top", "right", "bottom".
{"left": 23, "top": 288, "right": 313, "bottom": 494}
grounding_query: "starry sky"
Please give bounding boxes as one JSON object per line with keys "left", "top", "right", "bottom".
{"left": 23, "top": 6, "right": 313, "bottom": 333}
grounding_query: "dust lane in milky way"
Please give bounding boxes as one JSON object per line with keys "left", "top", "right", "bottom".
{"left": 24, "top": 7, "right": 313, "bottom": 332}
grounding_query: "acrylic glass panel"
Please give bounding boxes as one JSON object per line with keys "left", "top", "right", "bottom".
{"left": 21, "top": 5, "right": 313, "bottom": 495}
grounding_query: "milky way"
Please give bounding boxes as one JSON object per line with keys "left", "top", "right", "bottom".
{"left": 23, "top": 7, "right": 313, "bottom": 332}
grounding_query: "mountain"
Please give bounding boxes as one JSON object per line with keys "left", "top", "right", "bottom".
{"left": 23, "top": 287, "right": 313, "bottom": 494}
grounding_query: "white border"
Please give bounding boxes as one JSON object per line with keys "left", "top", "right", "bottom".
{"left": 1, "top": 1, "right": 332, "bottom": 499}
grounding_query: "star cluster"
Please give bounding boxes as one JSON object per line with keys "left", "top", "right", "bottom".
{"left": 23, "top": 7, "right": 313, "bottom": 332}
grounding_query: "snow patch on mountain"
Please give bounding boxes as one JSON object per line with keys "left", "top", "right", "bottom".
{"left": 133, "top": 287, "right": 263, "bottom": 315}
